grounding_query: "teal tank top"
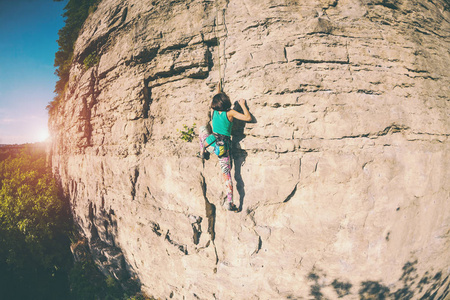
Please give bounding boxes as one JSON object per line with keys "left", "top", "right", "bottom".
{"left": 205, "top": 110, "right": 232, "bottom": 146}
{"left": 212, "top": 110, "right": 232, "bottom": 136}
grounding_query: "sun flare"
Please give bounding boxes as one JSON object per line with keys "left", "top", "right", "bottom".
{"left": 38, "top": 129, "right": 50, "bottom": 142}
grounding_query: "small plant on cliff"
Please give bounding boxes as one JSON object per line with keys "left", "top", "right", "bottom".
{"left": 83, "top": 51, "right": 100, "bottom": 69}
{"left": 178, "top": 123, "right": 196, "bottom": 142}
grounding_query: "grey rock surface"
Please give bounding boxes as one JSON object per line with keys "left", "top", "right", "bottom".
{"left": 49, "top": 0, "right": 450, "bottom": 299}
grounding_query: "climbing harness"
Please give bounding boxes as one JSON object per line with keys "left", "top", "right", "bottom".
{"left": 198, "top": 132, "right": 230, "bottom": 159}
{"left": 209, "top": 133, "right": 231, "bottom": 158}
{"left": 200, "top": 108, "right": 232, "bottom": 159}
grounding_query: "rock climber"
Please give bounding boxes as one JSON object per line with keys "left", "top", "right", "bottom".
{"left": 198, "top": 92, "right": 252, "bottom": 211}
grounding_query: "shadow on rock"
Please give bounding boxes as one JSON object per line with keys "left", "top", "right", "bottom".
{"left": 231, "top": 101, "right": 255, "bottom": 212}
{"left": 303, "top": 260, "right": 449, "bottom": 300}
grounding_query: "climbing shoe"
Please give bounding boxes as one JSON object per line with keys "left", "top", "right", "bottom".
{"left": 197, "top": 151, "right": 209, "bottom": 160}
{"left": 226, "top": 202, "right": 238, "bottom": 212}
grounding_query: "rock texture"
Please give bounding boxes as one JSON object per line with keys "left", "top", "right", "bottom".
{"left": 49, "top": 0, "right": 450, "bottom": 299}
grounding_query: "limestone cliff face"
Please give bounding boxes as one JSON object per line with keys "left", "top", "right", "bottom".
{"left": 49, "top": 0, "right": 450, "bottom": 298}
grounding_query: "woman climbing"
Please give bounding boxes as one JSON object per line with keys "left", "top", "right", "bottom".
{"left": 198, "top": 92, "right": 252, "bottom": 211}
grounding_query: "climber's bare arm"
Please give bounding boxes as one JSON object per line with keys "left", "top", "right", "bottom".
{"left": 228, "top": 99, "right": 252, "bottom": 122}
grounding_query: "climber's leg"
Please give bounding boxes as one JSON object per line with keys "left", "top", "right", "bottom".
{"left": 219, "top": 154, "right": 234, "bottom": 209}
{"left": 199, "top": 126, "right": 214, "bottom": 154}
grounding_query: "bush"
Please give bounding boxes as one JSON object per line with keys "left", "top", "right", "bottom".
{"left": 178, "top": 123, "right": 196, "bottom": 142}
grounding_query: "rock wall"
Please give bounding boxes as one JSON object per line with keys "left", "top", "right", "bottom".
{"left": 49, "top": 0, "right": 450, "bottom": 299}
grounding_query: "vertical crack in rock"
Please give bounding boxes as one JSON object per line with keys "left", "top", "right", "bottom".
{"left": 200, "top": 174, "right": 219, "bottom": 265}
{"left": 88, "top": 201, "right": 99, "bottom": 239}
{"left": 120, "top": 6, "right": 128, "bottom": 25}
{"left": 200, "top": 174, "right": 216, "bottom": 241}
{"left": 345, "top": 40, "right": 353, "bottom": 77}
{"left": 205, "top": 43, "right": 216, "bottom": 73}
{"left": 130, "top": 167, "right": 139, "bottom": 200}
{"left": 80, "top": 67, "right": 97, "bottom": 149}
{"left": 142, "top": 81, "right": 152, "bottom": 119}
{"left": 283, "top": 182, "right": 299, "bottom": 203}
{"left": 79, "top": 96, "right": 92, "bottom": 148}
{"left": 107, "top": 208, "right": 118, "bottom": 245}
{"left": 251, "top": 235, "right": 262, "bottom": 256}
{"left": 189, "top": 215, "right": 203, "bottom": 245}
{"left": 283, "top": 158, "right": 301, "bottom": 203}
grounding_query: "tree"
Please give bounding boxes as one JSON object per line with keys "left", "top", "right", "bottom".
{"left": 0, "top": 145, "right": 72, "bottom": 299}
{"left": 50, "top": 0, "right": 101, "bottom": 113}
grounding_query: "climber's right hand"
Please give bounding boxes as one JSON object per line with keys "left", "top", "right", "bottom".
{"left": 238, "top": 99, "right": 247, "bottom": 107}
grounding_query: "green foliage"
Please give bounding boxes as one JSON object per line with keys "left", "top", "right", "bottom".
{"left": 46, "top": 97, "right": 60, "bottom": 113}
{"left": 0, "top": 144, "right": 32, "bottom": 161}
{"left": 88, "top": 1, "right": 100, "bottom": 15}
{"left": 84, "top": 51, "right": 100, "bottom": 69}
{"left": 126, "top": 294, "right": 157, "bottom": 300}
{"left": 69, "top": 258, "right": 128, "bottom": 300}
{"left": 0, "top": 144, "right": 72, "bottom": 299}
{"left": 49, "top": 0, "right": 101, "bottom": 114}
{"left": 69, "top": 261, "right": 153, "bottom": 300}
{"left": 178, "top": 123, "right": 196, "bottom": 142}
{"left": 69, "top": 259, "right": 104, "bottom": 299}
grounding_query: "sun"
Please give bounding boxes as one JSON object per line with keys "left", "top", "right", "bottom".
{"left": 38, "top": 128, "right": 50, "bottom": 142}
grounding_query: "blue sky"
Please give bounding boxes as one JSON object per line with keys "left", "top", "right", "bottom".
{"left": 0, "top": 0, "right": 66, "bottom": 144}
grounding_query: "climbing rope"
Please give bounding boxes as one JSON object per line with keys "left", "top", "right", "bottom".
{"left": 131, "top": 21, "right": 136, "bottom": 61}
{"left": 213, "top": 0, "right": 224, "bottom": 93}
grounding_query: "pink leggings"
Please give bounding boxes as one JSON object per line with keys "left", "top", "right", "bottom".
{"left": 199, "top": 126, "right": 233, "bottom": 204}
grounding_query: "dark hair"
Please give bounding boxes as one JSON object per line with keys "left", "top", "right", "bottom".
{"left": 211, "top": 92, "right": 231, "bottom": 111}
